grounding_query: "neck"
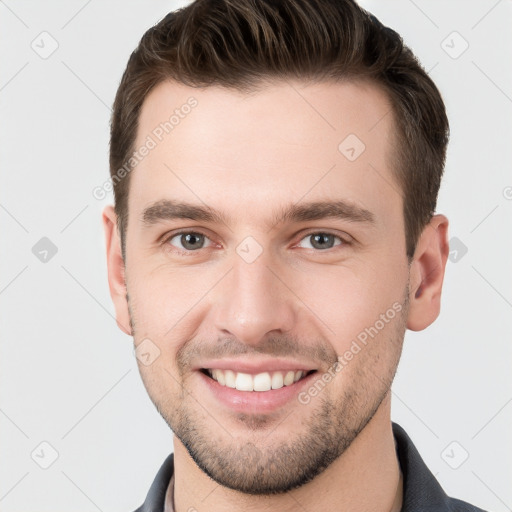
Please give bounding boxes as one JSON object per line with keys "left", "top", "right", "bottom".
{"left": 172, "top": 393, "right": 402, "bottom": 512}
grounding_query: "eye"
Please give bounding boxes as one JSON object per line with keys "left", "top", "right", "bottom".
{"left": 296, "top": 231, "right": 347, "bottom": 251}
{"left": 164, "top": 231, "right": 213, "bottom": 252}
{"left": 161, "top": 230, "right": 350, "bottom": 255}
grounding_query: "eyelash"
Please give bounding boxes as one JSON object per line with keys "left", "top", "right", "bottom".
{"left": 161, "top": 229, "right": 351, "bottom": 255}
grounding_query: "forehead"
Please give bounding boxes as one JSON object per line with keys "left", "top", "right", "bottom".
{"left": 128, "top": 78, "right": 401, "bottom": 231}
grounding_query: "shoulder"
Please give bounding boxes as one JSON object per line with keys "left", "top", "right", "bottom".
{"left": 130, "top": 453, "right": 175, "bottom": 512}
{"left": 445, "top": 496, "right": 488, "bottom": 512}
{"left": 392, "top": 422, "right": 490, "bottom": 512}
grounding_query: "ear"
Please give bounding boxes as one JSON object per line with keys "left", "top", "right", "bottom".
{"left": 406, "top": 214, "right": 449, "bottom": 331}
{"left": 102, "top": 205, "right": 132, "bottom": 336}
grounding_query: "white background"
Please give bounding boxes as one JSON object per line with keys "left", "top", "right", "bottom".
{"left": 0, "top": 1, "right": 511, "bottom": 510}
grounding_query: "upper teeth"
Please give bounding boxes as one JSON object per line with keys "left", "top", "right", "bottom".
{"left": 208, "top": 369, "right": 307, "bottom": 391}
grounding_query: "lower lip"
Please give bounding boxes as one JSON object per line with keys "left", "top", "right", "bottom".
{"left": 198, "top": 370, "right": 318, "bottom": 414}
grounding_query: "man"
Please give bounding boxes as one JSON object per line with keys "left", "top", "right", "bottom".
{"left": 102, "top": 1, "right": 487, "bottom": 511}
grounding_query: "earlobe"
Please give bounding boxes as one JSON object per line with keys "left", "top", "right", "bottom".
{"left": 102, "top": 205, "right": 132, "bottom": 336}
{"left": 406, "top": 214, "right": 450, "bottom": 331}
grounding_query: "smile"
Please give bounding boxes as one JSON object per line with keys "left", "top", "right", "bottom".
{"left": 201, "top": 368, "right": 316, "bottom": 392}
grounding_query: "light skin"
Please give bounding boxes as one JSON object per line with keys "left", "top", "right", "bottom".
{"left": 103, "top": 79, "right": 449, "bottom": 512}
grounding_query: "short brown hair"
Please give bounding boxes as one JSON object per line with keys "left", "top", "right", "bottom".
{"left": 110, "top": 0, "right": 449, "bottom": 260}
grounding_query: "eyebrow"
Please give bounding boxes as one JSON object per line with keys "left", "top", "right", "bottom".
{"left": 141, "top": 198, "right": 376, "bottom": 230}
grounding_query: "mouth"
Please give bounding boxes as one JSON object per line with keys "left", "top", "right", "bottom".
{"left": 200, "top": 368, "right": 318, "bottom": 392}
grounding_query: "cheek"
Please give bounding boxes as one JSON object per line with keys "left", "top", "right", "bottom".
{"left": 298, "top": 257, "right": 407, "bottom": 349}
{"left": 128, "top": 266, "right": 214, "bottom": 343}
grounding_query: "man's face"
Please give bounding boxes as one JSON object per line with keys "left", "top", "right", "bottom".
{"left": 120, "top": 79, "right": 412, "bottom": 493}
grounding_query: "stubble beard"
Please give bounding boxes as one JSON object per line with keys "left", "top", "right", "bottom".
{"left": 129, "top": 287, "right": 409, "bottom": 495}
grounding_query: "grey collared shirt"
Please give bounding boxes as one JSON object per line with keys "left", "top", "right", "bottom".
{"left": 133, "top": 422, "right": 488, "bottom": 512}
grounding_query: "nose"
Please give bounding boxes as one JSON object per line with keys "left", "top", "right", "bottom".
{"left": 211, "top": 248, "right": 296, "bottom": 346}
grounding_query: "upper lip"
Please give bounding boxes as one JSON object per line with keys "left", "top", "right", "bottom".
{"left": 195, "top": 358, "right": 318, "bottom": 374}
